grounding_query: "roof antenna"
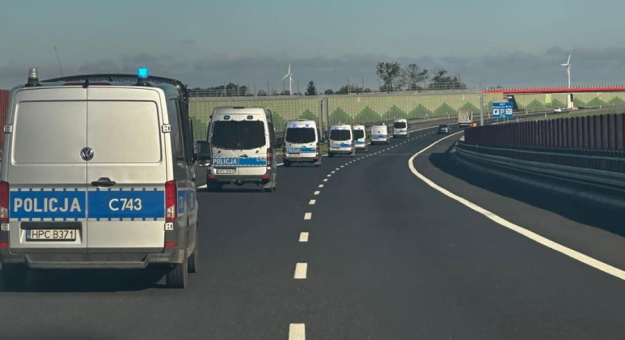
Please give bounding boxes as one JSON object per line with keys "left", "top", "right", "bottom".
{"left": 54, "top": 47, "right": 64, "bottom": 76}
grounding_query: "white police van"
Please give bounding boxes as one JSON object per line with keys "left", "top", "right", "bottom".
{"left": 328, "top": 124, "right": 355, "bottom": 157}
{"left": 0, "top": 69, "right": 199, "bottom": 289}
{"left": 352, "top": 124, "right": 368, "bottom": 152}
{"left": 371, "top": 123, "right": 390, "bottom": 144}
{"left": 198, "top": 106, "right": 277, "bottom": 192}
{"left": 393, "top": 118, "right": 410, "bottom": 138}
{"left": 283, "top": 119, "right": 321, "bottom": 167}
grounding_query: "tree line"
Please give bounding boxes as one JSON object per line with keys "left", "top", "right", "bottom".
{"left": 306, "top": 62, "right": 467, "bottom": 95}
{"left": 190, "top": 61, "right": 468, "bottom": 97}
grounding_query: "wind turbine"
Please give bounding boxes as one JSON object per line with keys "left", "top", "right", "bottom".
{"left": 282, "top": 63, "right": 294, "bottom": 96}
{"left": 561, "top": 54, "right": 571, "bottom": 88}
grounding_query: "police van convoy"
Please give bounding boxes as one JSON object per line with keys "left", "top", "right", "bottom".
{"left": 371, "top": 123, "right": 390, "bottom": 144}
{"left": 393, "top": 118, "right": 410, "bottom": 138}
{"left": 196, "top": 106, "right": 278, "bottom": 192}
{"left": 282, "top": 119, "right": 321, "bottom": 167}
{"left": 0, "top": 68, "right": 199, "bottom": 289}
{"left": 328, "top": 124, "right": 355, "bottom": 157}
{"left": 352, "top": 124, "right": 368, "bottom": 152}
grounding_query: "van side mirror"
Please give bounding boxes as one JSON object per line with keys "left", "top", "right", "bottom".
{"left": 196, "top": 141, "right": 211, "bottom": 167}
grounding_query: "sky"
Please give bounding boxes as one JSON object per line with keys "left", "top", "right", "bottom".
{"left": 1, "top": 0, "right": 625, "bottom": 91}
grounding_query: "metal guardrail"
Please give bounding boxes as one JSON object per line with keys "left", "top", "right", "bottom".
{"left": 455, "top": 142, "right": 625, "bottom": 190}
{"left": 465, "top": 111, "right": 625, "bottom": 151}
{"left": 457, "top": 142, "right": 625, "bottom": 173}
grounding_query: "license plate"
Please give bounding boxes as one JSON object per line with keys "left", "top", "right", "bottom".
{"left": 216, "top": 168, "right": 236, "bottom": 174}
{"left": 288, "top": 152, "right": 300, "bottom": 156}
{"left": 27, "top": 229, "right": 77, "bottom": 241}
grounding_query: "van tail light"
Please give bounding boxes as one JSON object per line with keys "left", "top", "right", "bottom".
{"left": 165, "top": 181, "right": 177, "bottom": 222}
{"left": 0, "top": 181, "right": 9, "bottom": 223}
{"left": 267, "top": 148, "right": 273, "bottom": 163}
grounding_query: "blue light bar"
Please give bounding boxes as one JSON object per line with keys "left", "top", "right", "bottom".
{"left": 138, "top": 68, "right": 149, "bottom": 79}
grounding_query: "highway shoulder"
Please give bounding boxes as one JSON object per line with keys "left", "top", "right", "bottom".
{"left": 412, "top": 134, "right": 625, "bottom": 273}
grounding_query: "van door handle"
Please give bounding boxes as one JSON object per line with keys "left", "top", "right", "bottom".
{"left": 91, "top": 177, "right": 116, "bottom": 187}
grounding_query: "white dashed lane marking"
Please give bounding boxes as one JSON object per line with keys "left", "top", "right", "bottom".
{"left": 304, "top": 212, "right": 312, "bottom": 220}
{"left": 299, "top": 232, "right": 309, "bottom": 243}
{"left": 318, "top": 184, "right": 324, "bottom": 188}
{"left": 289, "top": 323, "right": 306, "bottom": 340}
{"left": 294, "top": 263, "right": 308, "bottom": 279}
{"left": 314, "top": 191, "right": 320, "bottom": 195}
{"left": 309, "top": 199, "right": 316, "bottom": 205}
{"left": 323, "top": 179, "right": 328, "bottom": 182}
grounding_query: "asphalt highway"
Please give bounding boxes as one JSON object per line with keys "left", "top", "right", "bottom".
{"left": 1, "top": 127, "right": 624, "bottom": 340}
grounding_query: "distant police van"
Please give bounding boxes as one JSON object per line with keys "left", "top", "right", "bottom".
{"left": 0, "top": 69, "right": 199, "bottom": 289}
{"left": 371, "top": 123, "right": 390, "bottom": 144}
{"left": 283, "top": 119, "right": 321, "bottom": 167}
{"left": 198, "top": 106, "right": 277, "bottom": 192}
{"left": 393, "top": 119, "right": 409, "bottom": 138}
{"left": 352, "top": 124, "right": 368, "bottom": 152}
{"left": 328, "top": 124, "right": 355, "bottom": 157}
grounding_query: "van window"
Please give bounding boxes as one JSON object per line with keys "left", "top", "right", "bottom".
{"left": 212, "top": 120, "right": 266, "bottom": 149}
{"left": 330, "top": 129, "right": 351, "bottom": 141}
{"left": 167, "top": 99, "right": 184, "bottom": 161}
{"left": 12, "top": 101, "right": 86, "bottom": 164}
{"left": 286, "top": 128, "right": 316, "bottom": 143}
{"left": 178, "top": 101, "right": 195, "bottom": 164}
{"left": 394, "top": 122, "right": 407, "bottom": 129}
{"left": 87, "top": 101, "right": 161, "bottom": 163}
{"left": 353, "top": 130, "right": 365, "bottom": 139}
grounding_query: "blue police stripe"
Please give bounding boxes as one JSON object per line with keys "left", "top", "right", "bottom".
{"left": 88, "top": 190, "right": 165, "bottom": 220}
{"left": 213, "top": 157, "right": 267, "bottom": 167}
{"left": 10, "top": 189, "right": 86, "bottom": 220}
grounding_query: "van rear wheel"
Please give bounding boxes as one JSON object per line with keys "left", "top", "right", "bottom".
{"left": 2, "top": 265, "right": 26, "bottom": 291}
{"left": 263, "top": 180, "right": 275, "bottom": 193}
{"left": 166, "top": 254, "right": 188, "bottom": 288}
{"left": 188, "top": 239, "right": 199, "bottom": 274}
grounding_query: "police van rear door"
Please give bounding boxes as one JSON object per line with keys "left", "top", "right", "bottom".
{"left": 85, "top": 87, "right": 166, "bottom": 250}
{"left": 7, "top": 87, "right": 88, "bottom": 251}
{"left": 211, "top": 113, "right": 268, "bottom": 177}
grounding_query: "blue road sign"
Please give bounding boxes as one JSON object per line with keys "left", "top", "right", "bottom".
{"left": 492, "top": 102, "right": 513, "bottom": 118}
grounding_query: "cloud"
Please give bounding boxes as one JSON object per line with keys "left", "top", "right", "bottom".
{"left": 2, "top": 47, "right": 625, "bottom": 90}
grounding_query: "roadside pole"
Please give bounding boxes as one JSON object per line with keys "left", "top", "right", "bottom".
{"left": 480, "top": 92, "right": 485, "bottom": 126}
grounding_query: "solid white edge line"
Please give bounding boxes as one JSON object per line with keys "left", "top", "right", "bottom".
{"left": 299, "top": 232, "right": 309, "bottom": 242}
{"left": 198, "top": 184, "right": 207, "bottom": 189}
{"left": 304, "top": 212, "right": 312, "bottom": 220}
{"left": 309, "top": 199, "right": 316, "bottom": 205}
{"left": 294, "top": 263, "right": 308, "bottom": 279}
{"left": 408, "top": 132, "right": 625, "bottom": 281}
{"left": 289, "top": 323, "right": 306, "bottom": 340}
